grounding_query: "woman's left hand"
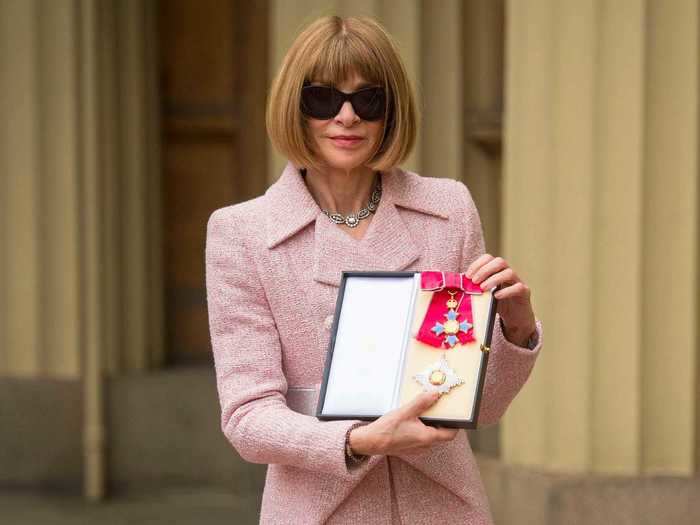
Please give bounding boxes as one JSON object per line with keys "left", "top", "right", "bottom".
{"left": 464, "top": 254, "right": 537, "bottom": 347}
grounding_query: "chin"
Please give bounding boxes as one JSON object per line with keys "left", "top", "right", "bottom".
{"left": 318, "top": 149, "right": 372, "bottom": 172}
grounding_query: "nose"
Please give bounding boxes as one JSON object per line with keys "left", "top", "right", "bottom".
{"left": 334, "top": 100, "right": 360, "bottom": 124}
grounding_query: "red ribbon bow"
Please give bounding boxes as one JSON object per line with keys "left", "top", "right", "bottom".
{"left": 416, "top": 272, "right": 482, "bottom": 349}
{"left": 420, "top": 271, "right": 483, "bottom": 293}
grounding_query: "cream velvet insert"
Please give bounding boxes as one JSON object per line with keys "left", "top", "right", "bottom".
{"left": 399, "top": 289, "right": 491, "bottom": 421}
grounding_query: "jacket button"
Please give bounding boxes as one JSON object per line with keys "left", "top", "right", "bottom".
{"left": 323, "top": 315, "right": 334, "bottom": 331}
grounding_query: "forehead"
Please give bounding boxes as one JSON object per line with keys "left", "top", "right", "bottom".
{"left": 338, "top": 72, "right": 372, "bottom": 88}
{"left": 311, "top": 71, "right": 375, "bottom": 89}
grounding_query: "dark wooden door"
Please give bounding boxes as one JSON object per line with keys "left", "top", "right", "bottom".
{"left": 158, "top": 0, "right": 269, "bottom": 364}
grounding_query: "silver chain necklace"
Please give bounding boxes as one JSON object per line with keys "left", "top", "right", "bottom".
{"left": 302, "top": 170, "right": 382, "bottom": 229}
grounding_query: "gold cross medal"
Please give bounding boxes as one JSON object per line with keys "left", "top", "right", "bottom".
{"left": 413, "top": 291, "right": 469, "bottom": 395}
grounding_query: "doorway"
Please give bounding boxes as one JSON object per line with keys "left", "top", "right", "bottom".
{"left": 158, "top": 0, "right": 269, "bottom": 364}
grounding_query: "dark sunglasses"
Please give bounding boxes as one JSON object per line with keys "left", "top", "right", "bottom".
{"left": 300, "top": 82, "right": 387, "bottom": 121}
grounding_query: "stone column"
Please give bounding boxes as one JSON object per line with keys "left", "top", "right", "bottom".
{"left": 1, "top": 0, "right": 46, "bottom": 377}
{"left": 0, "top": 0, "right": 163, "bottom": 380}
{"left": 502, "top": 0, "right": 698, "bottom": 475}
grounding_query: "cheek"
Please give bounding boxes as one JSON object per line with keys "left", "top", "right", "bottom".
{"left": 306, "top": 120, "right": 323, "bottom": 137}
{"left": 368, "top": 123, "right": 384, "bottom": 146}
{"left": 304, "top": 121, "right": 326, "bottom": 151}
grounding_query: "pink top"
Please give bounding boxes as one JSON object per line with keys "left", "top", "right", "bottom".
{"left": 205, "top": 162, "right": 543, "bottom": 524}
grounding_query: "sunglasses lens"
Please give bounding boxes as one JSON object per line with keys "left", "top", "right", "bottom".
{"left": 301, "top": 86, "right": 341, "bottom": 119}
{"left": 300, "top": 84, "right": 387, "bottom": 120}
{"left": 352, "top": 88, "right": 385, "bottom": 121}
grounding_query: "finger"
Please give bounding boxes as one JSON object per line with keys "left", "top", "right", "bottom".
{"left": 471, "top": 256, "right": 509, "bottom": 285}
{"left": 494, "top": 282, "right": 530, "bottom": 300}
{"left": 399, "top": 391, "right": 439, "bottom": 418}
{"left": 480, "top": 267, "right": 518, "bottom": 291}
{"left": 464, "top": 254, "right": 494, "bottom": 279}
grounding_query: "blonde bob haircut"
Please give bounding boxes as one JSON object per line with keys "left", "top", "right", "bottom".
{"left": 266, "top": 16, "right": 419, "bottom": 173}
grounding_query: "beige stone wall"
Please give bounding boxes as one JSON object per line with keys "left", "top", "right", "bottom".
{"left": 0, "top": 0, "right": 163, "bottom": 380}
{"left": 502, "top": 0, "right": 699, "bottom": 476}
{"left": 2, "top": 0, "right": 698, "bottom": 489}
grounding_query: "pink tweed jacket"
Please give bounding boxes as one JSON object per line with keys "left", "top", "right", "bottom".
{"left": 205, "top": 161, "right": 543, "bottom": 524}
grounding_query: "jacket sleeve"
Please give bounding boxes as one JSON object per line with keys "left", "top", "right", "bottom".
{"left": 454, "top": 181, "right": 543, "bottom": 426}
{"left": 205, "top": 208, "right": 377, "bottom": 479}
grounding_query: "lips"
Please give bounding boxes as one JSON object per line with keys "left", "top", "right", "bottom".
{"left": 329, "top": 136, "right": 364, "bottom": 148}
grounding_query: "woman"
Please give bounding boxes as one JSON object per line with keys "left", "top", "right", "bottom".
{"left": 206, "top": 15, "right": 542, "bottom": 525}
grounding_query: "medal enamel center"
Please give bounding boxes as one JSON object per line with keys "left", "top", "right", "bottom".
{"left": 429, "top": 370, "right": 447, "bottom": 385}
{"left": 414, "top": 354, "right": 465, "bottom": 394}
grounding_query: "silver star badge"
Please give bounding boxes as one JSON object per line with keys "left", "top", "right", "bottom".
{"left": 413, "top": 353, "right": 465, "bottom": 395}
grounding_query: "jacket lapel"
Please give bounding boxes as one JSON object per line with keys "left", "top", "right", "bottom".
{"left": 265, "top": 162, "right": 320, "bottom": 249}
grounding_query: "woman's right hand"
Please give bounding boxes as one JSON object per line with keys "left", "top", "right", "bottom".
{"left": 348, "top": 392, "right": 458, "bottom": 456}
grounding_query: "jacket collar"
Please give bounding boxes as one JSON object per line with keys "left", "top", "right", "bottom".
{"left": 385, "top": 169, "right": 450, "bottom": 221}
{"left": 265, "top": 162, "right": 449, "bottom": 286}
{"left": 264, "top": 162, "right": 320, "bottom": 249}
{"left": 265, "top": 162, "right": 448, "bottom": 248}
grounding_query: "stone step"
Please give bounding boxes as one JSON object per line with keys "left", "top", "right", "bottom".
{"left": 0, "top": 485, "right": 261, "bottom": 525}
{"left": 0, "top": 365, "right": 266, "bottom": 496}
{"left": 107, "top": 365, "right": 266, "bottom": 493}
